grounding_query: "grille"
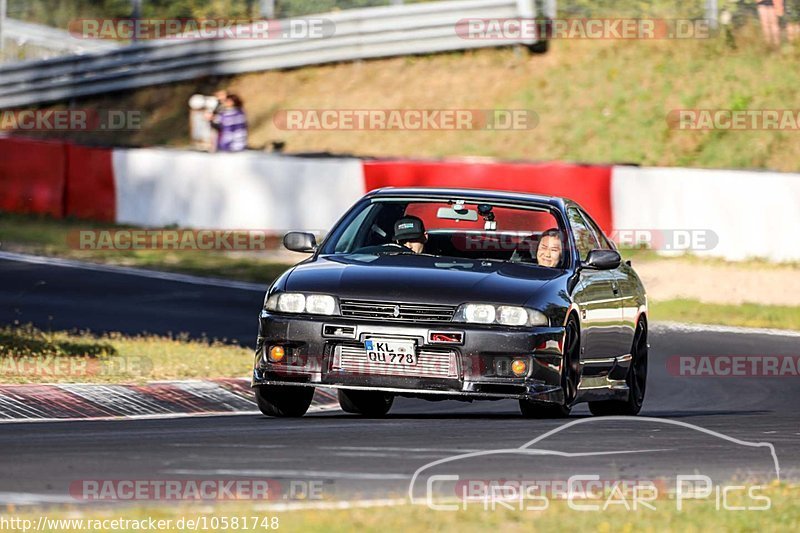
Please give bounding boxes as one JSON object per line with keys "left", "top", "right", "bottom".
{"left": 340, "top": 300, "right": 456, "bottom": 323}
{"left": 333, "top": 344, "right": 458, "bottom": 379}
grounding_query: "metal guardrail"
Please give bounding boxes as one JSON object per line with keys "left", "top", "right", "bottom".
{"left": 3, "top": 18, "right": 120, "bottom": 56}
{"left": 0, "top": 0, "right": 549, "bottom": 109}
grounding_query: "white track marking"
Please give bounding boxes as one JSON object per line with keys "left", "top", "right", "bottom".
{"left": 0, "top": 405, "right": 337, "bottom": 424}
{"left": 169, "top": 443, "right": 287, "bottom": 449}
{"left": 0, "top": 491, "right": 411, "bottom": 510}
{"left": 0, "top": 492, "right": 78, "bottom": 505}
{"left": 164, "top": 469, "right": 411, "bottom": 480}
{"left": 0, "top": 251, "right": 266, "bottom": 292}
{"left": 0, "top": 410, "right": 261, "bottom": 424}
{"left": 319, "top": 446, "right": 484, "bottom": 453}
{"left": 331, "top": 452, "right": 453, "bottom": 459}
{"left": 653, "top": 321, "right": 800, "bottom": 338}
{"left": 253, "top": 498, "right": 409, "bottom": 512}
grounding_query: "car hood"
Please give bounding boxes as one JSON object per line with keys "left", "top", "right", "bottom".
{"left": 283, "top": 254, "right": 563, "bottom": 306}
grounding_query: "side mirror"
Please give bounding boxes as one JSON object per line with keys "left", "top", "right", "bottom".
{"left": 283, "top": 232, "right": 317, "bottom": 253}
{"left": 583, "top": 249, "right": 621, "bottom": 270}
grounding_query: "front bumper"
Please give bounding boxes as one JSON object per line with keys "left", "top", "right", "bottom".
{"left": 252, "top": 312, "right": 567, "bottom": 403}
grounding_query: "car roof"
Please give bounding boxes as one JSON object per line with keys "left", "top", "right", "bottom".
{"left": 365, "top": 187, "right": 572, "bottom": 209}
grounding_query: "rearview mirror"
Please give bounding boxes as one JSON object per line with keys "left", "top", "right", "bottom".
{"left": 437, "top": 207, "right": 478, "bottom": 222}
{"left": 583, "top": 249, "right": 621, "bottom": 270}
{"left": 284, "top": 232, "right": 317, "bottom": 253}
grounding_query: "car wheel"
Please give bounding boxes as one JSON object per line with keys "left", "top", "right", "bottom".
{"left": 337, "top": 389, "right": 394, "bottom": 417}
{"left": 588, "top": 318, "right": 648, "bottom": 417}
{"left": 519, "top": 316, "right": 581, "bottom": 419}
{"left": 255, "top": 385, "right": 315, "bottom": 417}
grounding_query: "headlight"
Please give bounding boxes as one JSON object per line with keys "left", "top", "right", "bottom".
{"left": 497, "top": 306, "right": 528, "bottom": 326}
{"left": 263, "top": 293, "right": 337, "bottom": 316}
{"left": 464, "top": 304, "right": 496, "bottom": 324}
{"left": 306, "top": 294, "right": 336, "bottom": 315}
{"left": 454, "top": 303, "right": 549, "bottom": 327}
{"left": 277, "top": 293, "right": 306, "bottom": 313}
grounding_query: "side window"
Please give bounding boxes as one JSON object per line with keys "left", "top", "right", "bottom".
{"left": 567, "top": 208, "right": 599, "bottom": 261}
{"left": 334, "top": 204, "right": 376, "bottom": 253}
{"left": 579, "top": 210, "right": 614, "bottom": 251}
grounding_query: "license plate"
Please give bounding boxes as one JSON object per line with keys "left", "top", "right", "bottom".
{"left": 364, "top": 339, "right": 418, "bottom": 365}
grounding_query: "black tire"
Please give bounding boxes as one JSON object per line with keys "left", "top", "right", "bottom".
{"left": 255, "top": 385, "right": 315, "bottom": 417}
{"left": 588, "top": 318, "right": 648, "bottom": 417}
{"left": 337, "top": 389, "right": 394, "bottom": 417}
{"left": 519, "top": 316, "right": 580, "bottom": 418}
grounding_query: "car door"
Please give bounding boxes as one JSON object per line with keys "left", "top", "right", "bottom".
{"left": 579, "top": 208, "right": 636, "bottom": 355}
{"left": 567, "top": 207, "right": 622, "bottom": 362}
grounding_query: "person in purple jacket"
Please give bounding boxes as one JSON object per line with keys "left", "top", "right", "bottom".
{"left": 211, "top": 94, "right": 248, "bottom": 152}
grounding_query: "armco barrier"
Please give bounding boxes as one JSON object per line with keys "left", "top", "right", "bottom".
{"left": 364, "top": 160, "right": 614, "bottom": 233}
{"left": 0, "top": 137, "right": 66, "bottom": 217}
{"left": 4, "top": 138, "right": 797, "bottom": 263}
{"left": 0, "top": 0, "right": 547, "bottom": 109}
{"left": 65, "top": 144, "right": 115, "bottom": 221}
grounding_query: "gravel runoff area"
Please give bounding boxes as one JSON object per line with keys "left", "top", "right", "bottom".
{"left": 634, "top": 259, "right": 800, "bottom": 306}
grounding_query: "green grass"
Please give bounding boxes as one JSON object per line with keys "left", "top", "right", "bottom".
{"left": 0, "top": 212, "right": 293, "bottom": 284}
{"left": 5, "top": 483, "right": 798, "bottom": 532}
{"left": 651, "top": 299, "right": 800, "bottom": 331}
{"left": 0, "top": 323, "right": 252, "bottom": 384}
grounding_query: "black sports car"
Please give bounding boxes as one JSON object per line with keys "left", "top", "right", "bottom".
{"left": 252, "top": 188, "right": 648, "bottom": 418}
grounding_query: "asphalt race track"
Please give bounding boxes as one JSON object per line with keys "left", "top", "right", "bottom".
{"left": 1, "top": 255, "right": 798, "bottom": 506}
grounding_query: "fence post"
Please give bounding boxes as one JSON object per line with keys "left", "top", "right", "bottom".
{"left": 0, "top": 0, "right": 7, "bottom": 52}
{"left": 705, "top": 0, "right": 719, "bottom": 29}
{"left": 131, "top": 0, "right": 142, "bottom": 42}
{"left": 260, "top": 0, "right": 275, "bottom": 18}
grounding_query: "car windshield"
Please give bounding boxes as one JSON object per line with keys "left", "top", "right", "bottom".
{"left": 322, "top": 199, "right": 569, "bottom": 268}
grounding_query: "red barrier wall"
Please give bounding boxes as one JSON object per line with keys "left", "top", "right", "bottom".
{"left": 363, "top": 160, "right": 614, "bottom": 233}
{"left": 0, "top": 137, "right": 67, "bottom": 217}
{"left": 65, "top": 144, "right": 115, "bottom": 221}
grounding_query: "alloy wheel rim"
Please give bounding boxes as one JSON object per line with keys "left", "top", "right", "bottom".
{"left": 630, "top": 322, "right": 648, "bottom": 406}
{"left": 563, "top": 321, "right": 580, "bottom": 405}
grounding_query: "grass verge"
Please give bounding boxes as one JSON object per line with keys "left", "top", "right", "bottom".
{"left": 650, "top": 299, "right": 800, "bottom": 331}
{"left": 5, "top": 483, "right": 798, "bottom": 532}
{"left": 0, "top": 212, "right": 293, "bottom": 285}
{"left": 0, "top": 324, "right": 252, "bottom": 384}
